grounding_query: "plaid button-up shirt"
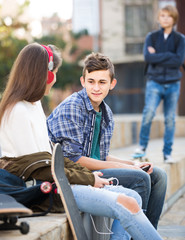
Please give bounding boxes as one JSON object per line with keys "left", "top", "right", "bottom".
{"left": 47, "top": 88, "right": 114, "bottom": 162}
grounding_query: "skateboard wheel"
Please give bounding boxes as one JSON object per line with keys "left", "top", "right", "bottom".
{"left": 20, "top": 222, "right": 29, "bottom": 234}
{"left": 40, "top": 182, "right": 52, "bottom": 193}
{"left": 9, "top": 216, "right": 18, "bottom": 224}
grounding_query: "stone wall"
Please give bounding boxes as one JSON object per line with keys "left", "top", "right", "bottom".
{"left": 110, "top": 115, "right": 185, "bottom": 149}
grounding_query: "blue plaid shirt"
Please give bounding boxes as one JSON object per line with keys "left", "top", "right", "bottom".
{"left": 47, "top": 88, "right": 114, "bottom": 162}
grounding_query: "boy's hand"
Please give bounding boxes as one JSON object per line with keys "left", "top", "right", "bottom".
{"left": 136, "top": 162, "right": 153, "bottom": 174}
{"left": 93, "top": 171, "right": 109, "bottom": 188}
{"left": 148, "top": 46, "right": 156, "bottom": 53}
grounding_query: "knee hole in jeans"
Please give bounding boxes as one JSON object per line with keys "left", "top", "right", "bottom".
{"left": 117, "top": 194, "right": 140, "bottom": 214}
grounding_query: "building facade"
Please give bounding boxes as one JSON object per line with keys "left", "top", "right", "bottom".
{"left": 100, "top": 0, "right": 158, "bottom": 113}
{"left": 73, "top": 0, "right": 179, "bottom": 114}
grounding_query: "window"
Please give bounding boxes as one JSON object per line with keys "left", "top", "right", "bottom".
{"left": 125, "top": 4, "right": 153, "bottom": 54}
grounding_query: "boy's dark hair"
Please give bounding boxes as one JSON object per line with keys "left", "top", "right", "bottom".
{"left": 158, "top": 5, "right": 179, "bottom": 26}
{"left": 82, "top": 52, "right": 115, "bottom": 81}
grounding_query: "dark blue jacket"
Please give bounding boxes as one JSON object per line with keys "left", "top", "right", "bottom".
{"left": 144, "top": 28, "right": 185, "bottom": 84}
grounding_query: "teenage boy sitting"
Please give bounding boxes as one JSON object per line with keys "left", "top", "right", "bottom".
{"left": 47, "top": 52, "right": 167, "bottom": 229}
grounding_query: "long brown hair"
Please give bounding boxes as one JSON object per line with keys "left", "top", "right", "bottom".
{"left": 0, "top": 42, "right": 61, "bottom": 125}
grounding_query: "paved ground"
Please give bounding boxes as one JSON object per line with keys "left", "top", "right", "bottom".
{"left": 159, "top": 193, "right": 185, "bottom": 240}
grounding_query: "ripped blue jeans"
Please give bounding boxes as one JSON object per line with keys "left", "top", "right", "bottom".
{"left": 72, "top": 184, "right": 162, "bottom": 240}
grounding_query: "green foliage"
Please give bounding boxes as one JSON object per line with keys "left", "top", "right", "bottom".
{"left": 34, "top": 35, "right": 66, "bottom": 51}
{"left": 76, "top": 49, "right": 92, "bottom": 62}
{"left": 41, "top": 95, "right": 50, "bottom": 116}
{"left": 69, "top": 44, "right": 78, "bottom": 55}
{"left": 0, "top": 0, "right": 90, "bottom": 92}
{"left": 71, "top": 29, "right": 89, "bottom": 39}
{"left": 54, "top": 60, "right": 82, "bottom": 89}
{"left": 17, "top": 0, "right": 30, "bottom": 16}
{"left": 0, "top": 37, "right": 28, "bottom": 91}
{"left": 0, "top": 1, "right": 29, "bottom": 92}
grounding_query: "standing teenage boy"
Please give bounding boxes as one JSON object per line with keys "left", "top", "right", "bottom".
{"left": 47, "top": 52, "right": 167, "bottom": 229}
{"left": 134, "top": 5, "right": 185, "bottom": 163}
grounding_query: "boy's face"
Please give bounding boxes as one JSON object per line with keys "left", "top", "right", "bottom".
{"left": 80, "top": 70, "right": 117, "bottom": 112}
{"left": 158, "top": 10, "right": 174, "bottom": 29}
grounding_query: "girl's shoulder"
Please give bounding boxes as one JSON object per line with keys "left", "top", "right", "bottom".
{"left": 12, "top": 101, "right": 39, "bottom": 116}
{"left": 13, "top": 101, "right": 30, "bottom": 113}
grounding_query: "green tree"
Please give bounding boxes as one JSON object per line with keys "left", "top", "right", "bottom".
{"left": 0, "top": 0, "right": 30, "bottom": 91}
{"left": 55, "top": 60, "right": 82, "bottom": 89}
{"left": 0, "top": 37, "right": 28, "bottom": 91}
{"left": 34, "top": 35, "right": 66, "bottom": 51}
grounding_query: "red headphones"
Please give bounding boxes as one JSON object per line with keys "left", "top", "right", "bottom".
{"left": 42, "top": 45, "right": 54, "bottom": 84}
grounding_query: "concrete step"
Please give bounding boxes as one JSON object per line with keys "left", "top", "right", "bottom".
{"left": 110, "top": 114, "right": 185, "bottom": 149}
{"left": 0, "top": 214, "right": 70, "bottom": 240}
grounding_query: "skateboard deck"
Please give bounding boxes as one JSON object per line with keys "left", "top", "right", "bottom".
{"left": 132, "top": 153, "right": 149, "bottom": 162}
{"left": 51, "top": 143, "right": 88, "bottom": 240}
{"left": 0, "top": 194, "right": 32, "bottom": 234}
{"left": 132, "top": 152, "right": 145, "bottom": 158}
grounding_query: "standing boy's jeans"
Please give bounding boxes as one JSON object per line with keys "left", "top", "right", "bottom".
{"left": 72, "top": 184, "right": 162, "bottom": 240}
{"left": 139, "top": 80, "right": 180, "bottom": 156}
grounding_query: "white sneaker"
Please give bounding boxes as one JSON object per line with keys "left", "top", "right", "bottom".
{"left": 164, "top": 155, "right": 175, "bottom": 164}
{"left": 134, "top": 146, "right": 145, "bottom": 155}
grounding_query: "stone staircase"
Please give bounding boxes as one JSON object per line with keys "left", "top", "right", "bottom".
{"left": 1, "top": 115, "right": 185, "bottom": 240}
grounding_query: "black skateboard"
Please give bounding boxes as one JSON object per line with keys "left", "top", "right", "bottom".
{"left": 0, "top": 194, "right": 32, "bottom": 234}
{"left": 51, "top": 143, "right": 88, "bottom": 240}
